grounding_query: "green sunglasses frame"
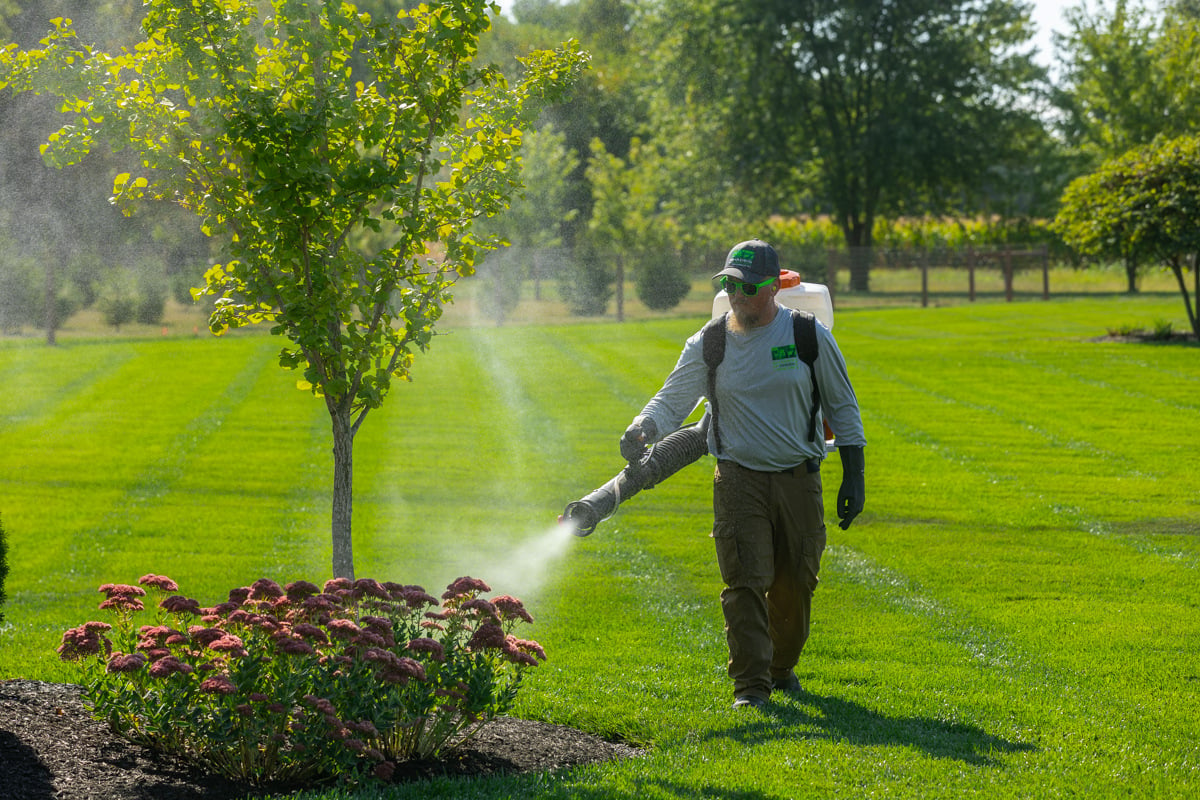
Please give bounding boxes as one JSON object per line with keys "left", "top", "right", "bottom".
{"left": 719, "top": 275, "right": 776, "bottom": 296}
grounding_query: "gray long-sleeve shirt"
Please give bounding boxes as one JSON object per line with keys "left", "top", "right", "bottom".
{"left": 640, "top": 306, "right": 865, "bottom": 471}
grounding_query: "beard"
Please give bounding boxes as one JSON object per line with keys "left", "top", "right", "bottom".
{"left": 730, "top": 298, "right": 774, "bottom": 330}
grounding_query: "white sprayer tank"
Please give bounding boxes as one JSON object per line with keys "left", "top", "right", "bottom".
{"left": 712, "top": 269, "right": 834, "bottom": 327}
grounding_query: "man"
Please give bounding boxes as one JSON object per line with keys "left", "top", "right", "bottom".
{"left": 621, "top": 239, "right": 865, "bottom": 709}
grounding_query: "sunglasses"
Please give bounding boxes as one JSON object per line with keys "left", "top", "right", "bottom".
{"left": 718, "top": 275, "right": 776, "bottom": 296}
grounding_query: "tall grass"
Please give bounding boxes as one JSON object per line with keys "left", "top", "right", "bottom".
{"left": 1, "top": 293, "right": 1197, "bottom": 798}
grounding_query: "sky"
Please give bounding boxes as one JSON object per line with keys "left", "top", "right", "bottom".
{"left": 1029, "top": 0, "right": 1073, "bottom": 67}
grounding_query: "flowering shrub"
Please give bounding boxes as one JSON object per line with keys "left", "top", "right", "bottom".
{"left": 58, "top": 574, "right": 544, "bottom": 785}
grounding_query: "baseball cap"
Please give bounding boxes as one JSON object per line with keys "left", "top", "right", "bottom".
{"left": 713, "top": 239, "right": 780, "bottom": 283}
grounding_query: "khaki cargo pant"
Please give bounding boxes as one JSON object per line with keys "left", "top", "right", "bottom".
{"left": 712, "top": 459, "right": 826, "bottom": 701}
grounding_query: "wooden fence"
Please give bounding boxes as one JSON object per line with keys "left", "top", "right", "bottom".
{"left": 825, "top": 245, "right": 1051, "bottom": 306}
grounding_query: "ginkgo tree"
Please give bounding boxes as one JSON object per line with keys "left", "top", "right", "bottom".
{"left": 0, "top": 0, "right": 587, "bottom": 579}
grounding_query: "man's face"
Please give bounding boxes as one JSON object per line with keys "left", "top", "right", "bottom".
{"left": 727, "top": 276, "right": 778, "bottom": 329}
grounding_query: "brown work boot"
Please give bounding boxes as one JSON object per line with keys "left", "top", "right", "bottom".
{"left": 732, "top": 695, "right": 768, "bottom": 710}
{"left": 771, "top": 671, "right": 802, "bottom": 692}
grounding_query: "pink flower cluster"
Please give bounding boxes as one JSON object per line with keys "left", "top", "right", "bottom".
{"left": 406, "top": 637, "right": 445, "bottom": 662}
{"left": 393, "top": 585, "right": 439, "bottom": 609}
{"left": 442, "top": 575, "right": 491, "bottom": 601}
{"left": 464, "top": 623, "right": 547, "bottom": 666}
{"left": 108, "top": 652, "right": 147, "bottom": 673}
{"left": 285, "top": 580, "right": 321, "bottom": 600}
{"left": 98, "top": 583, "right": 146, "bottom": 612}
{"left": 161, "top": 595, "right": 201, "bottom": 615}
{"left": 57, "top": 622, "right": 113, "bottom": 660}
{"left": 327, "top": 618, "right": 363, "bottom": 642}
{"left": 200, "top": 674, "right": 237, "bottom": 695}
{"left": 148, "top": 655, "right": 193, "bottom": 678}
{"left": 461, "top": 597, "right": 500, "bottom": 622}
{"left": 363, "top": 648, "right": 427, "bottom": 685}
{"left": 138, "top": 574, "right": 179, "bottom": 592}
{"left": 504, "top": 637, "right": 547, "bottom": 667}
{"left": 467, "top": 622, "right": 507, "bottom": 650}
{"left": 492, "top": 595, "right": 534, "bottom": 624}
{"left": 248, "top": 578, "right": 285, "bottom": 601}
{"left": 208, "top": 633, "right": 248, "bottom": 657}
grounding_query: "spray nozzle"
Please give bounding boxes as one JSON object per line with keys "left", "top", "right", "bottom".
{"left": 560, "top": 501, "right": 602, "bottom": 537}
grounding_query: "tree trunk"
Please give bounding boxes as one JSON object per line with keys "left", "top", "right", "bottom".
{"left": 44, "top": 248, "right": 58, "bottom": 346}
{"left": 841, "top": 217, "right": 872, "bottom": 292}
{"left": 330, "top": 405, "right": 355, "bottom": 580}
{"left": 1124, "top": 255, "right": 1138, "bottom": 294}
{"left": 1169, "top": 257, "right": 1199, "bottom": 337}
{"left": 532, "top": 249, "right": 542, "bottom": 301}
{"left": 615, "top": 256, "right": 625, "bottom": 322}
{"left": 847, "top": 248, "right": 872, "bottom": 293}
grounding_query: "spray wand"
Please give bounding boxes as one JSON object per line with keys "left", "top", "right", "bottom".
{"left": 560, "top": 419, "right": 710, "bottom": 536}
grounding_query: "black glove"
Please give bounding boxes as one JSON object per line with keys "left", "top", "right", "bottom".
{"left": 837, "top": 445, "right": 865, "bottom": 530}
{"left": 620, "top": 415, "right": 658, "bottom": 464}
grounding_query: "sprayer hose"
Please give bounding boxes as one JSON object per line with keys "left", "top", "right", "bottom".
{"left": 638, "top": 423, "right": 709, "bottom": 488}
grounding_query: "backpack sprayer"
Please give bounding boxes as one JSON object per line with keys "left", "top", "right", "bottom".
{"left": 560, "top": 271, "right": 835, "bottom": 537}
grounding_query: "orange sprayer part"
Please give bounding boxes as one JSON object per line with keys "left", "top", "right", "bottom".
{"left": 779, "top": 269, "right": 801, "bottom": 288}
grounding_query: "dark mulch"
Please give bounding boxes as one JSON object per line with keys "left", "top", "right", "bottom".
{"left": 0, "top": 680, "right": 641, "bottom": 800}
{"left": 1090, "top": 331, "right": 1198, "bottom": 345}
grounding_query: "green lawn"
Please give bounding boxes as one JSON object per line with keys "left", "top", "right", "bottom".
{"left": 1, "top": 293, "right": 1198, "bottom": 798}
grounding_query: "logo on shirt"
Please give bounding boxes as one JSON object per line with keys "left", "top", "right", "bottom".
{"left": 771, "top": 344, "right": 799, "bottom": 369}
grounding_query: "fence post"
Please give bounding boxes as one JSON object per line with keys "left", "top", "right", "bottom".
{"left": 921, "top": 249, "right": 929, "bottom": 308}
{"left": 1041, "top": 244, "right": 1050, "bottom": 300}
{"left": 967, "top": 248, "right": 976, "bottom": 302}
{"left": 1004, "top": 249, "right": 1014, "bottom": 302}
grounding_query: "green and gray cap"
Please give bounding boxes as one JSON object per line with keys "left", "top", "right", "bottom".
{"left": 714, "top": 239, "right": 780, "bottom": 283}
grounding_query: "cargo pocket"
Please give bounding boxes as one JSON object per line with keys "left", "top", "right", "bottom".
{"left": 801, "top": 529, "right": 826, "bottom": 559}
{"left": 712, "top": 526, "right": 742, "bottom": 587}
{"left": 800, "top": 529, "right": 826, "bottom": 591}
{"left": 712, "top": 462, "right": 749, "bottom": 586}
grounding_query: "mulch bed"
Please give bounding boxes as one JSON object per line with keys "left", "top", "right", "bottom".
{"left": 0, "top": 679, "right": 641, "bottom": 800}
{"left": 1090, "top": 331, "right": 1198, "bottom": 345}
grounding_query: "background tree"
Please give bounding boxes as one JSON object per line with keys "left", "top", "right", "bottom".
{"left": 492, "top": 0, "right": 643, "bottom": 245}
{"left": 643, "top": 0, "right": 1047, "bottom": 290}
{"left": 557, "top": 241, "right": 613, "bottom": 315}
{"left": 0, "top": 0, "right": 586, "bottom": 578}
{"left": 583, "top": 138, "right": 633, "bottom": 320}
{"left": 1155, "top": 3, "right": 1200, "bottom": 131}
{"left": 96, "top": 269, "right": 137, "bottom": 331}
{"left": 1054, "top": 135, "right": 1200, "bottom": 335}
{"left": 474, "top": 124, "right": 579, "bottom": 323}
{"left": 1052, "top": 0, "right": 1200, "bottom": 290}
{"left": 584, "top": 136, "right": 688, "bottom": 319}
{"left": 0, "top": 0, "right": 206, "bottom": 343}
{"left": 632, "top": 69, "right": 752, "bottom": 275}
{"left": 1054, "top": 0, "right": 1170, "bottom": 164}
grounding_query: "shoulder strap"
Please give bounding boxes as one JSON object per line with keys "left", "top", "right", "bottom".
{"left": 790, "top": 309, "right": 818, "bottom": 367}
{"left": 701, "top": 315, "right": 727, "bottom": 454}
{"left": 790, "top": 309, "right": 822, "bottom": 442}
